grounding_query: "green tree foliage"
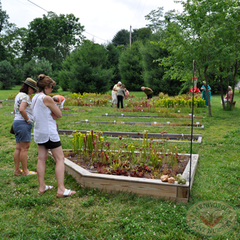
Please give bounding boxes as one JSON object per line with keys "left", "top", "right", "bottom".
{"left": 119, "top": 41, "right": 144, "bottom": 91}
{"left": 59, "top": 40, "right": 113, "bottom": 93}
{"left": 0, "top": 60, "right": 14, "bottom": 89}
{"left": 1, "top": 24, "right": 27, "bottom": 64}
{"left": 0, "top": 1, "right": 8, "bottom": 33}
{"left": 106, "top": 43, "right": 121, "bottom": 87}
{"left": 22, "top": 57, "right": 53, "bottom": 81}
{"left": 0, "top": 2, "right": 9, "bottom": 62}
{"left": 22, "top": 12, "right": 84, "bottom": 71}
{"left": 112, "top": 29, "right": 129, "bottom": 47}
{"left": 140, "top": 37, "right": 181, "bottom": 96}
{"left": 150, "top": 0, "right": 240, "bottom": 116}
{"left": 132, "top": 27, "right": 152, "bottom": 43}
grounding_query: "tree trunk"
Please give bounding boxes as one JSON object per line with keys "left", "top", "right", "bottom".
{"left": 219, "top": 67, "right": 225, "bottom": 109}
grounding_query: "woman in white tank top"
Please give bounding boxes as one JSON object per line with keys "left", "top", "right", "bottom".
{"left": 32, "top": 74, "right": 76, "bottom": 198}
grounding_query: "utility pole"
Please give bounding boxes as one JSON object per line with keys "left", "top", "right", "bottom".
{"left": 130, "top": 25, "right": 132, "bottom": 47}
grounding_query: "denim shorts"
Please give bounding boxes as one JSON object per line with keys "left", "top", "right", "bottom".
{"left": 13, "top": 120, "right": 32, "bottom": 143}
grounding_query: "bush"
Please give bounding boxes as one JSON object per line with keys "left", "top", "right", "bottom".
{"left": 0, "top": 60, "right": 15, "bottom": 89}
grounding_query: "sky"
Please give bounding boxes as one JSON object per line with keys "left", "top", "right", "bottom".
{"left": 1, "top": 0, "right": 183, "bottom": 45}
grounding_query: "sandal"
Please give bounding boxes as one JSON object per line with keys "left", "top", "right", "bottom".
{"left": 14, "top": 169, "right": 23, "bottom": 176}
{"left": 57, "top": 189, "right": 76, "bottom": 198}
{"left": 38, "top": 185, "right": 54, "bottom": 196}
{"left": 23, "top": 171, "right": 37, "bottom": 176}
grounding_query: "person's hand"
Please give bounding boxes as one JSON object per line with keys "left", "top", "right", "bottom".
{"left": 51, "top": 112, "right": 58, "bottom": 120}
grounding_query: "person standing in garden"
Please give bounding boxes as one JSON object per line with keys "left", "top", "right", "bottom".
{"left": 32, "top": 74, "right": 76, "bottom": 197}
{"left": 111, "top": 81, "right": 121, "bottom": 107}
{"left": 12, "top": 78, "right": 38, "bottom": 176}
{"left": 141, "top": 86, "right": 153, "bottom": 99}
{"left": 117, "top": 84, "right": 126, "bottom": 108}
{"left": 52, "top": 95, "right": 65, "bottom": 110}
{"left": 201, "top": 81, "right": 211, "bottom": 106}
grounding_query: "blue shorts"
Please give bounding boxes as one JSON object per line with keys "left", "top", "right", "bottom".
{"left": 13, "top": 120, "right": 32, "bottom": 143}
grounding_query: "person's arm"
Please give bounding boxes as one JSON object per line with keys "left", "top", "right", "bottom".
{"left": 43, "top": 96, "right": 62, "bottom": 119}
{"left": 19, "top": 102, "right": 31, "bottom": 124}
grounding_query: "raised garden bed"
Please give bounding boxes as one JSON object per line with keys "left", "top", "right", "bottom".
{"left": 58, "top": 130, "right": 202, "bottom": 143}
{"left": 75, "top": 120, "right": 204, "bottom": 129}
{"left": 54, "top": 151, "right": 198, "bottom": 203}
{"left": 102, "top": 113, "right": 204, "bottom": 119}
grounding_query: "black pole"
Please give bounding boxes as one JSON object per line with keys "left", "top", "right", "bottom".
{"left": 189, "top": 60, "right": 195, "bottom": 201}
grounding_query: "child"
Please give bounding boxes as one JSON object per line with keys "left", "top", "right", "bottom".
{"left": 52, "top": 95, "right": 65, "bottom": 110}
{"left": 117, "top": 84, "right": 125, "bottom": 108}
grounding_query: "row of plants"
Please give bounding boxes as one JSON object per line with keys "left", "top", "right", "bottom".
{"left": 154, "top": 95, "right": 205, "bottom": 108}
{"left": 68, "top": 130, "right": 187, "bottom": 183}
{"left": 64, "top": 97, "right": 109, "bottom": 107}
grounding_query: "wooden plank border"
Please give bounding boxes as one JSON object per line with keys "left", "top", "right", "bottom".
{"left": 49, "top": 151, "right": 199, "bottom": 203}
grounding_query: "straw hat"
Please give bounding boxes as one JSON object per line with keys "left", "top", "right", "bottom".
{"left": 23, "top": 78, "right": 38, "bottom": 91}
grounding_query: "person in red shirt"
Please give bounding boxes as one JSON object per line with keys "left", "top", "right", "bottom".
{"left": 52, "top": 95, "right": 65, "bottom": 110}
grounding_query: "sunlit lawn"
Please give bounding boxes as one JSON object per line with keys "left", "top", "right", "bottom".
{"left": 0, "top": 87, "right": 240, "bottom": 239}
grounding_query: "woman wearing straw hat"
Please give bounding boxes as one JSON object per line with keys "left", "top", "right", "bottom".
{"left": 12, "top": 78, "right": 38, "bottom": 176}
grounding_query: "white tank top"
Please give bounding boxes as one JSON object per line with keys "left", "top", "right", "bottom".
{"left": 32, "top": 93, "right": 60, "bottom": 144}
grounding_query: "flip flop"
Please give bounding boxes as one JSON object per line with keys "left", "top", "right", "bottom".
{"left": 38, "top": 185, "right": 54, "bottom": 196}
{"left": 14, "top": 169, "right": 23, "bottom": 176}
{"left": 24, "top": 171, "right": 37, "bottom": 176}
{"left": 57, "top": 189, "right": 76, "bottom": 198}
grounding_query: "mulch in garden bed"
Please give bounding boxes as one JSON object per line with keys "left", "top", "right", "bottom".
{"left": 63, "top": 151, "right": 189, "bottom": 180}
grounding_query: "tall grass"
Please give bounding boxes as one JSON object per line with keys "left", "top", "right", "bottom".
{"left": 0, "top": 88, "right": 239, "bottom": 239}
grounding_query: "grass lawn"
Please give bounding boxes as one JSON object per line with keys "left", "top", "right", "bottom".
{"left": 0, "top": 88, "right": 239, "bottom": 239}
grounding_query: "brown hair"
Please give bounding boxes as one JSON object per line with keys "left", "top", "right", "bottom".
{"left": 19, "top": 83, "right": 29, "bottom": 94}
{"left": 37, "top": 74, "right": 56, "bottom": 92}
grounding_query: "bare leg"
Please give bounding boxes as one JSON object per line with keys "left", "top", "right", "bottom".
{"left": 37, "top": 145, "right": 48, "bottom": 192}
{"left": 19, "top": 142, "right": 31, "bottom": 175}
{"left": 14, "top": 143, "right": 21, "bottom": 175}
{"left": 51, "top": 146, "right": 66, "bottom": 195}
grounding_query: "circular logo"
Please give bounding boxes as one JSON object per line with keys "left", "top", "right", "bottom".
{"left": 186, "top": 200, "right": 237, "bottom": 236}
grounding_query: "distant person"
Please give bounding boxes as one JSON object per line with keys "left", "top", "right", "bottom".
{"left": 52, "top": 95, "right": 65, "bottom": 110}
{"left": 111, "top": 81, "right": 121, "bottom": 107}
{"left": 141, "top": 86, "right": 153, "bottom": 99}
{"left": 201, "top": 81, "right": 211, "bottom": 106}
{"left": 222, "top": 86, "right": 233, "bottom": 104}
{"left": 117, "top": 84, "right": 125, "bottom": 108}
{"left": 124, "top": 87, "right": 129, "bottom": 99}
{"left": 12, "top": 78, "right": 38, "bottom": 176}
{"left": 32, "top": 74, "right": 76, "bottom": 197}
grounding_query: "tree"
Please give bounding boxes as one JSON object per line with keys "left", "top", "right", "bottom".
{"left": 118, "top": 41, "right": 144, "bottom": 91}
{"left": 132, "top": 27, "right": 152, "bottom": 43}
{"left": 140, "top": 36, "right": 182, "bottom": 96}
{"left": 151, "top": 0, "right": 240, "bottom": 116}
{"left": 112, "top": 29, "right": 129, "bottom": 47}
{"left": 23, "top": 57, "right": 53, "bottom": 80}
{"left": 106, "top": 43, "right": 121, "bottom": 87}
{"left": 22, "top": 12, "right": 84, "bottom": 71}
{"left": 0, "top": 1, "right": 8, "bottom": 33}
{"left": 59, "top": 40, "right": 113, "bottom": 93}
{"left": 0, "top": 60, "right": 14, "bottom": 89}
{"left": 0, "top": 2, "right": 9, "bottom": 62}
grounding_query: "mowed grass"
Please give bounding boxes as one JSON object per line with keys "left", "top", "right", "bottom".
{"left": 0, "top": 88, "right": 240, "bottom": 239}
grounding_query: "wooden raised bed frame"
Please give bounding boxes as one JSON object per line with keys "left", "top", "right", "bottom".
{"left": 54, "top": 151, "right": 199, "bottom": 203}
{"left": 58, "top": 130, "right": 202, "bottom": 143}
